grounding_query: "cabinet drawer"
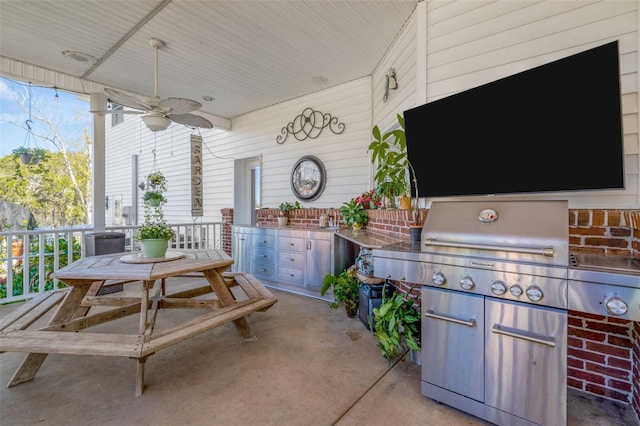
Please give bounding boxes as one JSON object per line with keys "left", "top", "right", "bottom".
{"left": 252, "top": 261, "right": 276, "bottom": 280}
{"left": 278, "top": 251, "right": 305, "bottom": 268}
{"left": 253, "top": 234, "right": 276, "bottom": 249}
{"left": 252, "top": 248, "right": 276, "bottom": 263}
{"left": 278, "top": 265, "right": 304, "bottom": 284}
{"left": 278, "top": 236, "right": 305, "bottom": 252}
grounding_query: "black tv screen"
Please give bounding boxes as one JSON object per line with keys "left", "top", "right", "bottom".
{"left": 404, "top": 41, "right": 624, "bottom": 198}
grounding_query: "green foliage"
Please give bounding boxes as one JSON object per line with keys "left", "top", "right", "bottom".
{"left": 320, "top": 268, "right": 360, "bottom": 312}
{"left": 372, "top": 283, "right": 421, "bottom": 362}
{"left": 368, "top": 113, "right": 409, "bottom": 197}
{"left": 339, "top": 198, "right": 368, "bottom": 227}
{"left": 0, "top": 234, "right": 81, "bottom": 299}
{"left": 135, "top": 170, "right": 175, "bottom": 241}
{"left": 278, "top": 201, "right": 300, "bottom": 216}
{"left": 0, "top": 149, "right": 91, "bottom": 227}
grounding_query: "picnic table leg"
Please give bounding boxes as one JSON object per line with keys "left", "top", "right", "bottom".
{"left": 7, "top": 283, "right": 93, "bottom": 386}
{"left": 202, "top": 268, "right": 256, "bottom": 341}
{"left": 135, "top": 357, "right": 147, "bottom": 397}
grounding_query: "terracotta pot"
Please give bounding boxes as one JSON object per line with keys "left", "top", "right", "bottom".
{"left": 11, "top": 240, "right": 24, "bottom": 257}
{"left": 399, "top": 196, "right": 411, "bottom": 210}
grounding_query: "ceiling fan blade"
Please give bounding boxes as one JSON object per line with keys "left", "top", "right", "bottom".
{"left": 159, "top": 97, "right": 202, "bottom": 115}
{"left": 169, "top": 113, "right": 213, "bottom": 129}
{"left": 93, "top": 109, "right": 145, "bottom": 115}
{"left": 104, "top": 88, "right": 150, "bottom": 111}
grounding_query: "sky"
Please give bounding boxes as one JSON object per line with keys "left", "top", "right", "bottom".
{"left": 0, "top": 77, "right": 93, "bottom": 156}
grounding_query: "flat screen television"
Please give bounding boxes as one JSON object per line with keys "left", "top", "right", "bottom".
{"left": 404, "top": 41, "right": 624, "bottom": 198}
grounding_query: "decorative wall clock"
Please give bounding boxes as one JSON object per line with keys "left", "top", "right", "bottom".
{"left": 290, "top": 155, "right": 326, "bottom": 202}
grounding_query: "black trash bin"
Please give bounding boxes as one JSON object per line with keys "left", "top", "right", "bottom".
{"left": 84, "top": 232, "right": 126, "bottom": 256}
{"left": 84, "top": 232, "right": 126, "bottom": 294}
{"left": 359, "top": 281, "right": 394, "bottom": 331}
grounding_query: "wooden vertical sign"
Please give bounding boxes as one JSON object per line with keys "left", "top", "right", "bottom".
{"left": 191, "top": 135, "right": 203, "bottom": 216}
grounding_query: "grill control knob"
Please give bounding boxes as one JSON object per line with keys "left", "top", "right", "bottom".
{"left": 509, "top": 285, "right": 523, "bottom": 297}
{"left": 604, "top": 296, "right": 628, "bottom": 316}
{"left": 491, "top": 280, "right": 507, "bottom": 295}
{"left": 526, "top": 286, "right": 543, "bottom": 302}
{"left": 460, "top": 276, "right": 474, "bottom": 290}
{"left": 432, "top": 272, "right": 446, "bottom": 286}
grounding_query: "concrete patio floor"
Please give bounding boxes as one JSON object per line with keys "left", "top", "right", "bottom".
{"left": 1, "top": 277, "right": 637, "bottom": 426}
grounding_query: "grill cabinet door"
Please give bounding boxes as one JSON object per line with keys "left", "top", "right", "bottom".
{"left": 422, "top": 287, "right": 485, "bottom": 402}
{"left": 485, "top": 298, "right": 567, "bottom": 425}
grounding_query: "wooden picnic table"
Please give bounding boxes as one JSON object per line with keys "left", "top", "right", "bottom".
{"left": 0, "top": 249, "right": 277, "bottom": 396}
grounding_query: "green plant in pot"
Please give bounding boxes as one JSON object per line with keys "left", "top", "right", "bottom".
{"left": 368, "top": 113, "right": 421, "bottom": 224}
{"left": 339, "top": 198, "right": 368, "bottom": 230}
{"left": 372, "top": 283, "right": 421, "bottom": 363}
{"left": 143, "top": 190, "right": 166, "bottom": 207}
{"left": 278, "top": 201, "right": 300, "bottom": 226}
{"left": 135, "top": 170, "right": 175, "bottom": 258}
{"left": 320, "top": 267, "right": 360, "bottom": 317}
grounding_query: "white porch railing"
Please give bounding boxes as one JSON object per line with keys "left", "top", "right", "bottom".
{"left": 0, "top": 222, "right": 224, "bottom": 304}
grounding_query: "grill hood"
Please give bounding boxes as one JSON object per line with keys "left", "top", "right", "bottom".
{"left": 422, "top": 200, "right": 569, "bottom": 267}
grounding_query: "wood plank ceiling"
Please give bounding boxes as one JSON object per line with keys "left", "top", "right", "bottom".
{"left": 0, "top": 0, "right": 418, "bottom": 120}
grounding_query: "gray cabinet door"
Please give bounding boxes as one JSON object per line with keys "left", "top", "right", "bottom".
{"left": 305, "top": 237, "right": 332, "bottom": 290}
{"left": 231, "top": 227, "right": 252, "bottom": 272}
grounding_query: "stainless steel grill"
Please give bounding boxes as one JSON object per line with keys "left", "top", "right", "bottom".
{"left": 373, "top": 200, "right": 570, "bottom": 426}
{"left": 569, "top": 253, "right": 640, "bottom": 321}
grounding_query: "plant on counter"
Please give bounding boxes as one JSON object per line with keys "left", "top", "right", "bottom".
{"left": 355, "top": 189, "right": 381, "bottom": 210}
{"left": 372, "top": 283, "right": 421, "bottom": 363}
{"left": 339, "top": 198, "right": 368, "bottom": 229}
{"left": 278, "top": 201, "right": 301, "bottom": 217}
{"left": 368, "top": 113, "right": 421, "bottom": 224}
{"left": 320, "top": 267, "right": 361, "bottom": 316}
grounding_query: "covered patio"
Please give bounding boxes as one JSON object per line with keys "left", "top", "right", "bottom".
{"left": 0, "top": 277, "right": 636, "bottom": 426}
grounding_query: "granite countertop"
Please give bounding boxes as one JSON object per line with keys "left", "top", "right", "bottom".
{"left": 335, "top": 229, "right": 404, "bottom": 249}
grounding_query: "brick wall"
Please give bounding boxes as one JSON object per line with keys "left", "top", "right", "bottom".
{"left": 568, "top": 311, "right": 635, "bottom": 402}
{"left": 225, "top": 206, "right": 640, "bottom": 415}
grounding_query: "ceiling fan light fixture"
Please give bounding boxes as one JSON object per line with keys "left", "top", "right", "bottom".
{"left": 142, "top": 114, "right": 171, "bottom": 131}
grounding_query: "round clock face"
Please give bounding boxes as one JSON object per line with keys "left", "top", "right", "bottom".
{"left": 290, "top": 155, "right": 326, "bottom": 201}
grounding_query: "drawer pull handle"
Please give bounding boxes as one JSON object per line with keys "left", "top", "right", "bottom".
{"left": 425, "top": 310, "right": 476, "bottom": 328}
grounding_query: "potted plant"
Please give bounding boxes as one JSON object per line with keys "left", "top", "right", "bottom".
{"left": 14, "top": 147, "right": 45, "bottom": 165}
{"left": 135, "top": 170, "right": 175, "bottom": 258}
{"left": 368, "top": 113, "right": 420, "bottom": 220}
{"left": 355, "top": 189, "right": 381, "bottom": 210}
{"left": 278, "top": 201, "right": 300, "bottom": 226}
{"left": 339, "top": 198, "right": 368, "bottom": 230}
{"left": 320, "top": 267, "right": 361, "bottom": 317}
{"left": 147, "top": 171, "right": 167, "bottom": 191}
{"left": 372, "top": 283, "right": 421, "bottom": 363}
{"left": 143, "top": 190, "right": 166, "bottom": 207}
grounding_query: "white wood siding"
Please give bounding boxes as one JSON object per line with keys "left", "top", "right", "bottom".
{"left": 105, "top": 78, "right": 373, "bottom": 223}
{"left": 413, "top": 0, "right": 639, "bottom": 208}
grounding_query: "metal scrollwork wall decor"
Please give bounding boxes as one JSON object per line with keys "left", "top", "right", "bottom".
{"left": 276, "top": 107, "right": 345, "bottom": 144}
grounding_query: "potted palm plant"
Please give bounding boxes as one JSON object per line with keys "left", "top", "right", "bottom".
{"left": 320, "top": 267, "right": 361, "bottom": 317}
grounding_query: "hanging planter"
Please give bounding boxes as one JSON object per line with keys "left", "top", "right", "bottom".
{"left": 20, "top": 152, "right": 33, "bottom": 165}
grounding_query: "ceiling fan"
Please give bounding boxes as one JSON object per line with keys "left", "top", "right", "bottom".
{"left": 102, "top": 38, "right": 213, "bottom": 131}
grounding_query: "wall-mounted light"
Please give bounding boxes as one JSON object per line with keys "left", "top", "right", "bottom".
{"left": 383, "top": 68, "right": 398, "bottom": 103}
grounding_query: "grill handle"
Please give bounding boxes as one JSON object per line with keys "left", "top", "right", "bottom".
{"left": 423, "top": 239, "right": 555, "bottom": 257}
{"left": 492, "top": 324, "right": 556, "bottom": 347}
{"left": 425, "top": 310, "right": 476, "bottom": 327}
